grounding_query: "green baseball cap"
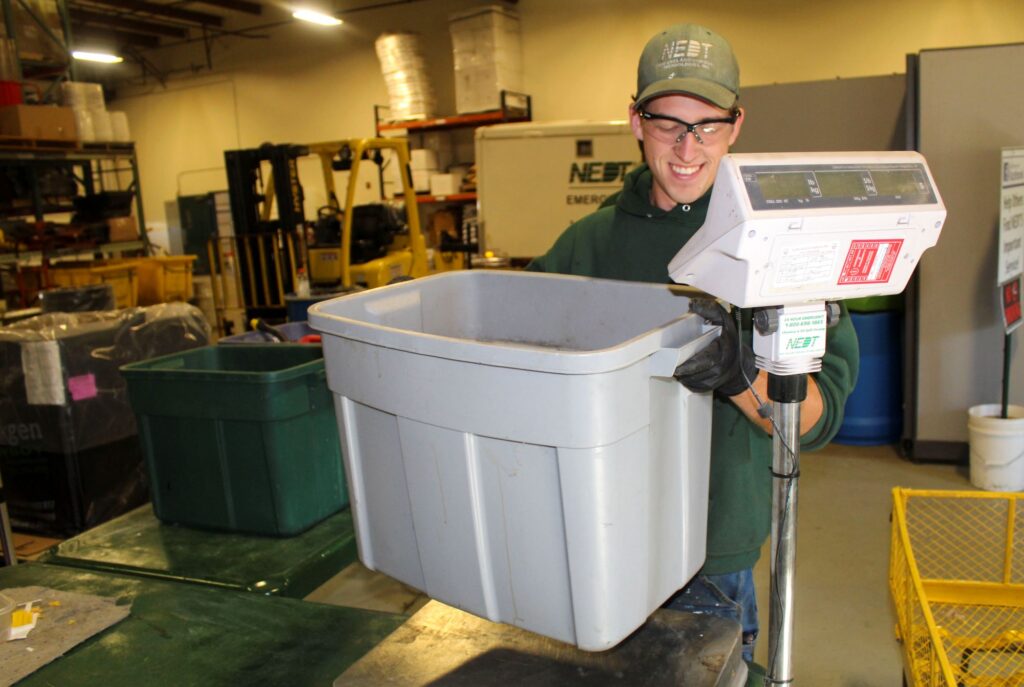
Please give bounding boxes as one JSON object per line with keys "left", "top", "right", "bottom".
{"left": 635, "top": 24, "right": 739, "bottom": 110}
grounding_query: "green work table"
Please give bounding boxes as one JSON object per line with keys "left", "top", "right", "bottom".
{"left": 37, "top": 504, "right": 358, "bottom": 597}
{"left": 0, "top": 562, "right": 404, "bottom": 687}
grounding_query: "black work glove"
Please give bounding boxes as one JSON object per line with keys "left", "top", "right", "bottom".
{"left": 674, "top": 298, "right": 758, "bottom": 397}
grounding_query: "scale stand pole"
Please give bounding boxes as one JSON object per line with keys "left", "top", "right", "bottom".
{"left": 766, "top": 372, "right": 807, "bottom": 686}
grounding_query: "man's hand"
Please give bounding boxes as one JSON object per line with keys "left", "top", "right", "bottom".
{"left": 674, "top": 298, "right": 758, "bottom": 396}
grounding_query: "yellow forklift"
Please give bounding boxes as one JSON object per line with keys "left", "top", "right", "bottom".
{"left": 304, "top": 137, "right": 464, "bottom": 289}
{"left": 220, "top": 137, "right": 465, "bottom": 330}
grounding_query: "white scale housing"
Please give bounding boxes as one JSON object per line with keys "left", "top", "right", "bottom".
{"left": 669, "top": 151, "right": 947, "bottom": 373}
{"left": 670, "top": 151, "right": 946, "bottom": 307}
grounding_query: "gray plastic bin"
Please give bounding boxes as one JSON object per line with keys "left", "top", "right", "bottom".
{"left": 309, "top": 270, "right": 715, "bottom": 651}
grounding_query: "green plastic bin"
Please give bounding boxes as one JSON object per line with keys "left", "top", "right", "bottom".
{"left": 121, "top": 345, "right": 347, "bottom": 536}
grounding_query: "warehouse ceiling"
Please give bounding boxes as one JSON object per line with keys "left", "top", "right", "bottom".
{"left": 67, "top": 0, "right": 455, "bottom": 83}
{"left": 69, "top": 0, "right": 269, "bottom": 53}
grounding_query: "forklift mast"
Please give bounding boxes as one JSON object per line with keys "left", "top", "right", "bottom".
{"left": 223, "top": 143, "right": 308, "bottom": 322}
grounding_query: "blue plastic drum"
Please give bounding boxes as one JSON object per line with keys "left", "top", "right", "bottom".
{"left": 834, "top": 310, "right": 903, "bottom": 446}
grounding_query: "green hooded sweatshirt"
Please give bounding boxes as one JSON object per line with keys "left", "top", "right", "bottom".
{"left": 527, "top": 163, "right": 859, "bottom": 574}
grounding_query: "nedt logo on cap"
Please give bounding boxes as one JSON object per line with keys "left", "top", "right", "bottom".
{"left": 659, "top": 39, "right": 714, "bottom": 69}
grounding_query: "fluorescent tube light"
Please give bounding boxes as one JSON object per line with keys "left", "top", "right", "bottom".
{"left": 292, "top": 8, "right": 343, "bottom": 26}
{"left": 72, "top": 50, "right": 123, "bottom": 64}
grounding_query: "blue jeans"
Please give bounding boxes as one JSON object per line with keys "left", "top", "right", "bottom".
{"left": 662, "top": 569, "right": 759, "bottom": 663}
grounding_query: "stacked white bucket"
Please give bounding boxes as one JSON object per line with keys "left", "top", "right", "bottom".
{"left": 967, "top": 405, "right": 1024, "bottom": 491}
{"left": 60, "top": 82, "right": 131, "bottom": 143}
{"left": 449, "top": 5, "right": 523, "bottom": 114}
{"left": 374, "top": 32, "right": 436, "bottom": 121}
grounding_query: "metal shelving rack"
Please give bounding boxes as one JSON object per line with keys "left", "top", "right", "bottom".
{"left": 1, "top": 0, "right": 76, "bottom": 102}
{"left": 374, "top": 90, "right": 532, "bottom": 206}
{"left": 0, "top": 140, "right": 148, "bottom": 307}
{"left": 0, "top": 139, "right": 145, "bottom": 225}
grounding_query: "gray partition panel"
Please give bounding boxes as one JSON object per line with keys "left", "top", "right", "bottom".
{"left": 915, "top": 44, "right": 1024, "bottom": 459}
{"left": 732, "top": 75, "right": 906, "bottom": 154}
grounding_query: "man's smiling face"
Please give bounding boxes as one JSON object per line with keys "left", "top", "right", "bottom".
{"left": 630, "top": 93, "right": 744, "bottom": 210}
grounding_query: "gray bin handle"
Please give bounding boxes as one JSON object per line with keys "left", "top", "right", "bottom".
{"left": 648, "top": 326, "right": 720, "bottom": 379}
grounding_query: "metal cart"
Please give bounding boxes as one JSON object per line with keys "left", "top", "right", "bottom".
{"left": 890, "top": 488, "right": 1023, "bottom": 686}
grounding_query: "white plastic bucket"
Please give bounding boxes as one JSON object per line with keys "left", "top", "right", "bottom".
{"left": 967, "top": 404, "right": 1024, "bottom": 492}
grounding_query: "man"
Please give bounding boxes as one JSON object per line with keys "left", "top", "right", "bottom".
{"left": 527, "top": 23, "right": 859, "bottom": 667}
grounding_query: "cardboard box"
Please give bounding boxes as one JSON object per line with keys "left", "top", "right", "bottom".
{"left": 428, "top": 208, "right": 458, "bottom": 247}
{"left": 0, "top": 104, "right": 77, "bottom": 141}
{"left": 107, "top": 216, "right": 139, "bottom": 242}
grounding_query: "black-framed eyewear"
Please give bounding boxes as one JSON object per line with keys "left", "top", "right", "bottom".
{"left": 636, "top": 108, "right": 739, "bottom": 144}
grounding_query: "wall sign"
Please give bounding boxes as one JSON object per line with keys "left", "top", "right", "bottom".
{"left": 998, "top": 147, "right": 1024, "bottom": 285}
{"left": 1002, "top": 277, "right": 1023, "bottom": 334}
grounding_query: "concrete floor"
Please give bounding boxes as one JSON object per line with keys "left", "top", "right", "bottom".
{"left": 750, "top": 441, "right": 968, "bottom": 686}
{"left": 306, "top": 441, "right": 973, "bottom": 686}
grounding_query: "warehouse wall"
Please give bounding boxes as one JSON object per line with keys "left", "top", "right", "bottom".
{"left": 105, "top": 0, "right": 1024, "bottom": 229}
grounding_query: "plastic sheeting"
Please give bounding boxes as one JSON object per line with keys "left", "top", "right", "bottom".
{"left": 375, "top": 32, "right": 436, "bottom": 121}
{"left": 38, "top": 283, "right": 115, "bottom": 313}
{"left": 0, "top": 303, "right": 211, "bottom": 534}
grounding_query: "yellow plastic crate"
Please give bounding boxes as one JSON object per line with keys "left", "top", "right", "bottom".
{"left": 49, "top": 262, "right": 138, "bottom": 308}
{"left": 890, "top": 488, "right": 1024, "bottom": 687}
{"left": 91, "top": 263, "right": 139, "bottom": 308}
{"left": 49, "top": 263, "right": 96, "bottom": 288}
{"left": 113, "top": 256, "right": 197, "bottom": 305}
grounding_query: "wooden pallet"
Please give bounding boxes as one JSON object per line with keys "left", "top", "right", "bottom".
{"left": 0, "top": 135, "right": 78, "bottom": 151}
{"left": 81, "top": 141, "right": 134, "bottom": 152}
{"left": 0, "top": 137, "right": 134, "bottom": 153}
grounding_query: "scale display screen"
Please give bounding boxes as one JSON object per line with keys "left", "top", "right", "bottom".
{"left": 742, "top": 163, "right": 936, "bottom": 210}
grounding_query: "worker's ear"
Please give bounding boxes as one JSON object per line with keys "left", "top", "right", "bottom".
{"left": 629, "top": 105, "right": 645, "bottom": 142}
{"left": 728, "top": 107, "right": 745, "bottom": 146}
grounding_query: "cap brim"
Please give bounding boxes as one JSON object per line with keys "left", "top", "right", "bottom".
{"left": 636, "top": 77, "right": 737, "bottom": 110}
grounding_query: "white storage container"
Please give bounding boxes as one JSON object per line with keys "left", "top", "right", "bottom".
{"left": 375, "top": 32, "right": 436, "bottom": 121}
{"left": 411, "top": 168, "right": 431, "bottom": 193}
{"left": 109, "top": 110, "right": 130, "bottom": 142}
{"left": 89, "top": 108, "right": 112, "bottom": 142}
{"left": 449, "top": 5, "right": 523, "bottom": 113}
{"left": 60, "top": 81, "right": 105, "bottom": 110}
{"left": 308, "top": 270, "right": 716, "bottom": 651}
{"left": 410, "top": 148, "right": 438, "bottom": 171}
{"left": 428, "top": 172, "right": 459, "bottom": 196}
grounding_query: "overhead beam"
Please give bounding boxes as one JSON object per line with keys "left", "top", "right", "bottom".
{"left": 74, "top": 27, "right": 161, "bottom": 50}
{"left": 190, "top": 0, "right": 262, "bottom": 15}
{"left": 69, "top": 8, "right": 187, "bottom": 38}
{"left": 83, "top": 0, "right": 224, "bottom": 26}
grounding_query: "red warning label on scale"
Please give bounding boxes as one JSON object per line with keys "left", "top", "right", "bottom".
{"left": 837, "top": 239, "right": 903, "bottom": 285}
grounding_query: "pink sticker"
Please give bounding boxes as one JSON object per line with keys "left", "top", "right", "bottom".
{"left": 68, "top": 373, "right": 98, "bottom": 401}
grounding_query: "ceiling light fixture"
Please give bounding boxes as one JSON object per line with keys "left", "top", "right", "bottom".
{"left": 292, "top": 8, "right": 343, "bottom": 26}
{"left": 72, "top": 50, "right": 123, "bottom": 64}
